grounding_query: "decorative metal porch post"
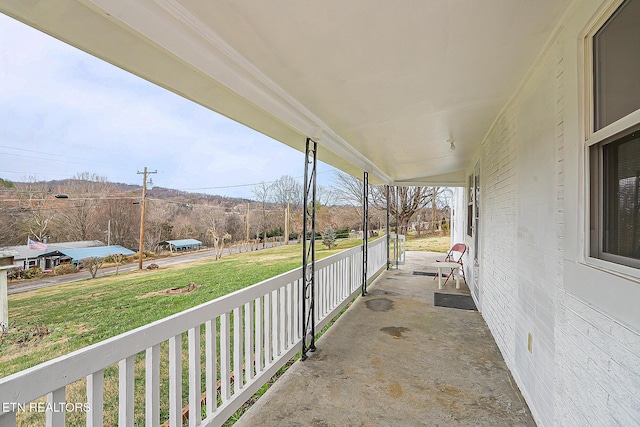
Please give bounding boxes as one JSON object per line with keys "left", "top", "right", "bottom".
{"left": 395, "top": 186, "right": 399, "bottom": 269}
{"left": 386, "top": 185, "right": 390, "bottom": 270}
{"left": 301, "top": 138, "right": 317, "bottom": 360}
{"left": 362, "top": 172, "right": 369, "bottom": 296}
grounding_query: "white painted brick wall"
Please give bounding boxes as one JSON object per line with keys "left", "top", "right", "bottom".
{"left": 474, "top": 21, "right": 640, "bottom": 427}
{"left": 557, "top": 292, "right": 640, "bottom": 426}
{"left": 480, "top": 108, "right": 518, "bottom": 369}
{"left": 477, "top": 38, "right": 562, "bottom": 426}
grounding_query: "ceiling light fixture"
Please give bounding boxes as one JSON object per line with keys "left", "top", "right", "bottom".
{"left": 448, "top": 138, "right": 456, "bottom": 150}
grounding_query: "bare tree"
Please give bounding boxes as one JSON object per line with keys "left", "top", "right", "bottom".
{"left": 225, "top": 214, "right": 245, "bottom": 242}
{"left": 0, "top": 203, "right": 22, "bottom": 245}
{"left": 19, "top": 179, "right": 55, "bottom": 243}
{"left": 81, "top": 256, "right": 104, "bottom": 279}
{"left": 333, "top": 172, "right": 366, "bottom": 210}
{"left": 333, "top": 171, "right": 443, "bottom": 235}
{"left": 208, "top": 229, "right": 232, "bottom": 260}
{"left": 317, "top": 184, "right": 338, "bottom": 207}
{"left": 55, "top": 173, "right": 111, "bottom": 241}
{"left": 111, "top": 253, "right": 124, "bottom": 275}
{"left": 270, "top": 175, "right": 302, "bottom": 207}
{"left": 197, "top": 207, "right": 231, "bottom": 260}
{"left": 105, "top": 199, "right": 139, "bottom": 249}
{"left": 253, "top": 182, "right": 271, "bottom": 248}
{"left": 145, "top": 199, "right": 179, "bottom": 249}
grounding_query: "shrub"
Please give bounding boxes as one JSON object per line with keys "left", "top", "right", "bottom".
{"left": 134, "top": 251, "right": 155, "bottom": 260}
{"left": 7, "top": 267, "right": 21, "bottom": 280}
{"left": 55, "top": 264, "right": 77, "bottom": 275}
{"left": 22, "top": 266, "right": 43, "bottom": 280}
{"left": 322, "top": 227, "right": 337, "bottom": 249}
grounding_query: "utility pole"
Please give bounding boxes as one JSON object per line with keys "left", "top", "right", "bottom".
{"left": 245, "top": 203, "right": 250, "bottom": 242}
{"left": 137, "top": 167, "right": 157, "bottom": 270}
{"left": 284, "top": 199, "right": 290, "bottom": 245}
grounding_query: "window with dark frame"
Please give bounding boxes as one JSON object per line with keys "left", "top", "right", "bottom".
{"left": 590, "top": 0, "right": 640, "bottom": 269}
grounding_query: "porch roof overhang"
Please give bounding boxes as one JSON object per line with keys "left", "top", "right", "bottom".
{"left": 0, "top": 0, "right": 572, "bottom": 186}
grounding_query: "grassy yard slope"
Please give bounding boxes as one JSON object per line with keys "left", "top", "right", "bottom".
{"left": 1, "top": 239, "right": 364, "bottom": 378}
{"left": 404, "top": 233, "right": 450, "bottom": 252}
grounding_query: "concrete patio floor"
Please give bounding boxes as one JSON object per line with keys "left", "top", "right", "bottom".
{"left": 236, "top": 251, "right": 535, "bottom": 427}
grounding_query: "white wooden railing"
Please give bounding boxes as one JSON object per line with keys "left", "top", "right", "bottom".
{"left": 389, "top": 234, "right": 406, "bottom": 266}
{"left": 0, "top": 237, "right": 388, "bottom": 427}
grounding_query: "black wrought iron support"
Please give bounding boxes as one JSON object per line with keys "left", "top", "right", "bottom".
{"left": 301, "top": 137, "right": 317, "bottom": 360}
{"left": 362, "top": 172, "right": 369, "bottom": 296}
{"left": 386, "top": 185, "right": 390, "bottom": 270}
{"left": 395, "top": 186, "right": 399, "bottom": 269}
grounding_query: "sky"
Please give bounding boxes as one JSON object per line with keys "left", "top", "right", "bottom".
{"left": 0, "top": 14, "right": 337, "bottom": 199}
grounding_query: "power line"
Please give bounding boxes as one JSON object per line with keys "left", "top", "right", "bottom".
{"left": 0, "top": 170, "right": 84, "bottom": 179}
{"left": 0, "top": 145, "right": 130, "bottom": 171}
{"left": 178, "top": 171, "right": 331, "bottom": 192}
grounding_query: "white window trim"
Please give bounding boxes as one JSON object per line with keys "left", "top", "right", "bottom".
{"left": 582, "top": 0, "right": 640, "bottom": 281}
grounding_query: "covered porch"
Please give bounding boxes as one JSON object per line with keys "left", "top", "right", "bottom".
{"left": 2, "top": 1, "right": 639, "bottom": 425}
{"left": 237, "top": 251, "right": 533, "bottom": 426}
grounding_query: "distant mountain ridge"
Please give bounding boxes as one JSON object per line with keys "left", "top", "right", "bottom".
{"left": 2, "top": 177, "right": 252, "bottom": 207}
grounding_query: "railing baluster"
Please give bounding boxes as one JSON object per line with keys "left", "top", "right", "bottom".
{"left": 317, "top": 269, "right": 323, "bottom": 319}
{"left": 291, "top": 282, "right": 297, "bottom": 343}
{"left": 287, "top": 283, "right": 293, "bottom": 347}
{"left": 279, "top": 287, "right": 286, "bottom": 354}
{"left": 86, "top": 369, "right": 104, "bottom": 427}
{"left": 271, "top": 290, "right": 278, "bottom": 357}
{"left": 324, "top": 267, "right": 328, "bottom": 314}
{"left": 168, "top": 334, "right": 182, "bottom": 427}
{"left": 46, "top": 387, "right": 65, "bottom": 427}
{"left": 233, "top": 307, "right": 243, "bottom": 394}
{"left": 325, "top": 265, "right": 330, "bottom": 312}
{"left": 188, "top": 327, "right": 201, "bottom": 427}
{"left": 335, "top": 263, "right": 339, "bottom": 308}
{"left": 220, "top": 312, "right": 231, "bottom": 402}
{"left": 244, "top": 302, "right": 254, "bottom": 381}
{"left": 205, "top": 320, "right": 217, "bottom": 415}
{"left": 263, "top": 293, "right": 271, "bottom": 365}
{"left": 298, "top": 278, "right": 303, "bottom": 340}
{"left": 145, "top": 345, "right": 160, "bottom": 427}
{"left": 118, "top": 356, "right": 134, "bottom": 427}
{"left": 254, "top": 297, "right": 263, "bottom": 373}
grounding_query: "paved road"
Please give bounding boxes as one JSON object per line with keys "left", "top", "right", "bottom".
{"left": 7, "top": 242, "right": 290, "bottom": 295}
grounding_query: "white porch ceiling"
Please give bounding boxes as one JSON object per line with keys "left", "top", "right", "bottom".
{"left": 0, "top": 0, "right": 572, "bottom": 186}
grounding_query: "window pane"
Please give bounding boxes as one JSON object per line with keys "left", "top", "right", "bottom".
{"left": 602, "top": 132, "right": 640, "bottom": 262}
{"left": 594, "top": 0, "right": 640, "bottom": 131}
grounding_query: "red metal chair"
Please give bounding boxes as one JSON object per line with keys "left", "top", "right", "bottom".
{"left": 434, "top": 243, "right": 467, "bottom": 286}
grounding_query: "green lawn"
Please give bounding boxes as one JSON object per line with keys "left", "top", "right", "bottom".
{"left": 1, "top": 235, "right": 446, "bottom": 426}
{"left": 404, "top": 233, "right": 451, "bottom": 252}
{"left": 1, "top": 239, "right": 367, "bottom": 378}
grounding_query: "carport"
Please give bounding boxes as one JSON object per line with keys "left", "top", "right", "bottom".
{"left": 157, "top": 239, "right": 203, "bottom": 253}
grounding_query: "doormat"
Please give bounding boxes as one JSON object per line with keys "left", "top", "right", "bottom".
{"left": 434, "top": 292, "right": 477, "bottom": 311}
{"left": 412, "top": 271, "right": 438, "bottom": 276}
